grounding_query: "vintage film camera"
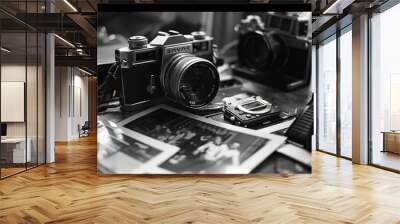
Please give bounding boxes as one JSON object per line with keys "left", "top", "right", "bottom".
{"left": 222, "top": 94, "right": 281, "bottom": 128}
{"left": 114, "top": 30, "right": 221, "bottom": 111}
{"left": 232, "top": 13, "right": 311, "bottom": 91}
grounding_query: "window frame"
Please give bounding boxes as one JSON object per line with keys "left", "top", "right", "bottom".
{"left": 315, "top": 21, "right": 353, "bottom": 160}
{"left": 367, "top": 0, "right": 400, "bottom": 172}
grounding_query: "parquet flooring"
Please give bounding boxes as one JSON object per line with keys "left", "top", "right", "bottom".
{"left": 1, "top": 135, "right": 400, "bottom": 223}
{"left": 1, "top": 167, "right": 26, "bottom": 178}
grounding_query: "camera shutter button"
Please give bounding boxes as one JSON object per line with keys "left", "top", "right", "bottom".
{"left": 191, "top": 31, "right": 206, "bottom": 40}
{"left": 157, "top": 31, "right": 168, "bottom": 36}
{"left": 184, "top": 35, "right": 194, "bottom": 41}
{"left": 168, "top": 30, "right": 180, "bottom": 35}
{"left": 128, "top": 36, "right": 148, "bottom": 49}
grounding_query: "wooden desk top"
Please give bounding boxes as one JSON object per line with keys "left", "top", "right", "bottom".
{"left": 97, "top": 66, "right": 312, "bottom": 173}
{"left": 1, "top": 138, "right": 30, "bottom": 143}
{"left": 381, "top": 131, "right": 400, "bottom": 134}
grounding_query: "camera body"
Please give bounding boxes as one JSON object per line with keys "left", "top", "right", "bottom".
{"left": 233, "top": 14, "right": 311, "bottom": 91}
{"left": 115, "top": 30, "right": 219, "bottom": 111}
{"left": 222, "top": 94, "right": 281, "bottom": 128}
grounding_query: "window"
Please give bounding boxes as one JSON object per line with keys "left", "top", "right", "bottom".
{"left": 389, "top": 74, "right": 400, "bottom": 130}
{"left": 317, "top": 35, "right": 337, "bottom": 154}
{"left": 316, "top": 23, "right": 353, "bottom": 159}
{"left": 370, "top": 2, "right": 400, "bottom": 171}
{"left": 0, "top": 1, "right": 46, "bottom": 179}
{"left": 339, "top": 27, "right": 352, "bottom": 158}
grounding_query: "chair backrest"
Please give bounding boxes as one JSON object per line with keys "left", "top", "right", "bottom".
{"left": 82, "top": 121, "right": 90, "bottom": 129}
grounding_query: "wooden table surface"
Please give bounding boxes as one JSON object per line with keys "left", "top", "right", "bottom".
{"left": 98, "top": 66, "right": 312, "bottom": 174}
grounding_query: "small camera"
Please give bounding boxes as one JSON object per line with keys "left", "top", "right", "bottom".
{"left": 233, "top": 14, "right": 311, "bottom": 91}
{"left": 115, "top": 30, "right": 220, "bottom": 111}
{"left": 222, "top": 94, "right": 281, "bottom": 128}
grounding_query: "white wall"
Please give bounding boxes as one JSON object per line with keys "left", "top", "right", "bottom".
{"left": 1, "top": 63, "right": 47, "bottom": 164}
{"left": 1, "top": 64, "right": 42, "bottom": 137}
{"left": 55, "top": 66, "right": 69, "bottom": 141}
{"left": 1, "top": 82, "right": 25, "bottom": 122}
{"left": 54, "top": 66, "right": 89, "bottom": 141}
{"left": 1, "top": 65, "right": 26, "bottom": 138}
{"left": 72, "top": 73, "right": 89, "bottom": 138}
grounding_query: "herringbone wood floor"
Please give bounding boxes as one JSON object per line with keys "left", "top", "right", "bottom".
{"left": 1, "top": 135, "right": 400, "bottom": 224}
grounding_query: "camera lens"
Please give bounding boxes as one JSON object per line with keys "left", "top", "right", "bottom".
{"left": 238, "top": 31, "right": 287, "bottom": 71}
{"left": 162, "top": 53, "right": 219, "bottom": 108}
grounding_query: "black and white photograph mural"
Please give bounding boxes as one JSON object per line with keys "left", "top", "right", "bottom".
{"left": 97, "top": 9, "right": 313, "bottom": 174}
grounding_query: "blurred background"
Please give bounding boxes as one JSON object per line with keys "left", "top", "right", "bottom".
{"left": 97, "top": 11, "right": 311, "bottom": 64}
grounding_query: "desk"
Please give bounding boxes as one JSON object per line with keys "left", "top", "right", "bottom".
{"left": 1, "top": 138, "right": 32, "bottom": 164}
{"left": 382, "top": 131, "right": 400, "bottom": 154}
{"left": 98, "top": 65, "right": 312, "bottom": 173}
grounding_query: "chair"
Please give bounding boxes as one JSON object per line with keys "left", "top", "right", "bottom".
{"left": 79, "top": 121, "right": 90, "bottom": 138}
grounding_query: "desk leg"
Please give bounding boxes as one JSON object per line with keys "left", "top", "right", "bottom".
{"left": 382, "top": 133, "right": 386, "bottom": 153}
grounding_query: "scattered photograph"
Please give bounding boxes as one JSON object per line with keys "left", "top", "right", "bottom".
{"left": 97, "top": 122, "right": 179, "bottom": 174}
{"left": 118, "top": 105, "right": 286, "bottom": 174}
